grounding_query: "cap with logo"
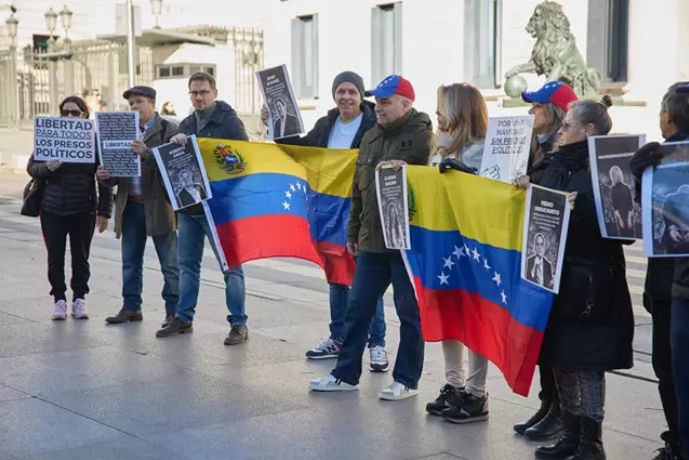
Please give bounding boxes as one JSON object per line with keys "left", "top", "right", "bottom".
{"left": 365, "top": 75, "right": 415, "bottom": 102}
{"left": 521, "top": 81, "right": 577, "bottom": 112}
{"left": 123, "top": 86, "right": 157, "bottom": 100}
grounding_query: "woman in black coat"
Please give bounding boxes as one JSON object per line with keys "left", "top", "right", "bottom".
{"left": 27, "top": 96, "right": 112, "bottom": 321}
{"left": 520, "top": 96, "right": 634, "bottom": 460}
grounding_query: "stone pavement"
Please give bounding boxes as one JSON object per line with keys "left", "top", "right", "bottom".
{"left": 0, "top": 189, "right": 665, "bottom": 460}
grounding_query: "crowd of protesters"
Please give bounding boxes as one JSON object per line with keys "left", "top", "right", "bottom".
{"left": 25, "top": 69, "right": 689, "bottom": 460}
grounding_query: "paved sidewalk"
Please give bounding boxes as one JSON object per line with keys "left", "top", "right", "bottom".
{"left": 0, "top": 195, "right": 666, "bottom": 460}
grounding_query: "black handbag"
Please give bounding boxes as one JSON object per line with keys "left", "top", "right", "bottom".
{"left": 554, "top": 257, "right": 617, "bottom": 323}
{"left": 20, "top": 178, "right": 46, "bottom": 217}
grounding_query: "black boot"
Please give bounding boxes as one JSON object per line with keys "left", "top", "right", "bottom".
{"left": 514, "top": 401, "right": 549, "bottom": 435}
{"left": 565, "top": 417, "right": 605, "bottom": 460}
{"left": 535, "top": 411, "right": 580, "bottom": 459}
{"left": 526, "top": 403, "right": 564, "bottom": 440}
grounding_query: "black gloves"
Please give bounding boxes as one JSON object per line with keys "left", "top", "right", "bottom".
{"left": 630, "top": 142, "right": 663, "bottom": 180}
{"left": 439, "top": 158, "right": 478, "bottom": 175}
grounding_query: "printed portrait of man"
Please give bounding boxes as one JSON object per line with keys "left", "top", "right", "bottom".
{"left": 272, "top": 97, "right": 300, "bottom": 139}
{"left": 175, "top": 169, "right": 207, "bottom": 208}
{"left": 526, "top": 233, "right": 554, "bottom": 289}
{"left": 608, "top": 165, "right": 635, "bottom": 238}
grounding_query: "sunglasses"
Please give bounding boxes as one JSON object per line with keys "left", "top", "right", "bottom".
{"left": 61, "top": 109, "right": 83, "bottom": 117}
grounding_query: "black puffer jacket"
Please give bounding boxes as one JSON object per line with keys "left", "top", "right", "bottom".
{"left": 276, "top": 101, "right": 376, "bottom": 149}
{"left": 27, "top": 156, "right": 112, "bottom": 218}
{"left": 538, "top": 140, "right": 634, "bottom": 371}
{"left": 527, "top": 131, "right": 558, "bottom": 185}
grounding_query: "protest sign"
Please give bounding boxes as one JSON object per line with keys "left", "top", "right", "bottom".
{"left": 152, "top": 135, "right": 212, "bottom": 211}
{"left": 33, "top": 116, "right": 96, "bottom": 163}
{"left": 521, "top": 185, "right": 571, "bottom": 293}
{"left": 375, "top": 165, "right": 411, "bottom": 250}
{"left": 95, "top": 111, "right": 141, "bottom": 177}
{"left": 256, "top": 64, "right": 304, "bottom": 140}
{"left": 588, "top": 134, "right": 645, "bottom": 240}
{"left": 479, "top": 115, "right": 534, "bottom": 183}
{"left": 642, "top": 141, "right": 689, "bottom": 257}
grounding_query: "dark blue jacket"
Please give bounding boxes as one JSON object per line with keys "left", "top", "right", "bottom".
{"left": 276, "top": 101, "right": 376, "bottom": 149}
{"left": 178, "top": 101, "right": 249, "bottom": 215}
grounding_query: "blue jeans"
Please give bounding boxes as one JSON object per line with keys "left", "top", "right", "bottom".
{"left": 175, "top": 212, "right": 247, "bottom": 326}
{"left": 331, "top": 251, "right": 424, "bottom": 388}
{"left": 672, "top": 299, "right": 689, "bottom": 457}
{"left": 121, "top": 202, "right": 179, "bottom": 315}
{"left": 329, "top": 283, "right": 385, "bottom": 347}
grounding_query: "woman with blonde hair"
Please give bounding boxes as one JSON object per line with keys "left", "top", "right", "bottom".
{"left": 426, "top": 82, "right": 492, "bottom": 424}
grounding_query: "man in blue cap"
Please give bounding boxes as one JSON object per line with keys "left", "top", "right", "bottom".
{"left": 309, "top": 75, "right": 433, "bottom": 401}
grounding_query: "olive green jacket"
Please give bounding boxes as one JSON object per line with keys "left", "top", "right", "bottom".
{"left": 347, "top": 109, "right": 433, "bottom": 253}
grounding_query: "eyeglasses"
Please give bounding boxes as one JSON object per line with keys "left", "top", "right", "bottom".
{"left": 60, "top": 109, "right": 83, "bottom": 117}
{"left": 188, "top": 90, "right": 212, "bottom": 97}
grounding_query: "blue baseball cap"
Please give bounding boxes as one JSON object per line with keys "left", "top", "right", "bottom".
{"left": 365, "top": 75, "right": 416, "bottom": 101}
{"left": 521, "top": 81, "right": 578, "bottom": 112}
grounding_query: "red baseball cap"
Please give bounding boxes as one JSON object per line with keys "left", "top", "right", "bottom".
{"left": 365, "top": 75, "right": 415, "bottom": 102}
{"left": 521, "top": 81, "right": 578, "bottom": 112}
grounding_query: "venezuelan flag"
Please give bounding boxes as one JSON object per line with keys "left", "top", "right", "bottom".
{"left": 404, "top": 166, "right": 554, "bottom": 396}
{"left": 198, "top": 138, "right": 357, "bottom": 286}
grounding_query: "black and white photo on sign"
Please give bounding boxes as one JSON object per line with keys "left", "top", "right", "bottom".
{"left": 479, "top": 115, "right": 534, "bottom": 183}
{"left": 95, "top": 111, "right": 141, "bottom": 177}
{"left": 642, "top": 141, "right": 689, "bottom": 257}
{"left": 375, "top": 165, "right": 411, "bottom": 250}
{"left": 256, "top": 64, "right": 305, "bottom": 140}
{"left": 521, "top": 184, "right": 571, "bottom": 294}
{"left": 588, "top": 135, "right": 646, "bottom": 240}
{"left": 33, "top": 116, "right": 96, "bottom": 164}
{"left": 152, "top": 134, "right": 212, "bottom": 211}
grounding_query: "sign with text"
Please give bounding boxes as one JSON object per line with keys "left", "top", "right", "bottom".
{"left": 33, "top": 116, "right": 96, "bottom": 163}
{"left": 375, "top": 165, "right": 411, "bottom": 250}
{"left": 480, "top": 115, "right": 534, "bottom": 183}
{"left": 95, "top": 111, "right": 141, "bottom": 177}
{"left": 256, "top": 64, "right": 305, "bottom": 140}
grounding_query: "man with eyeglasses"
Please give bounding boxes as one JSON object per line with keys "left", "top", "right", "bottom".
{"left": 156, "top": 72, "right": 251, "bottom": 346}
{"left": 97, "top": 85, "right": 180, "bottom": 329}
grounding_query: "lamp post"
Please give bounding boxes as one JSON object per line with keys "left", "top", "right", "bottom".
{"left": 45, "top": 8, "right": 57, "bottom": 39}
{"left": 150, "top": 0, "right": 163, "bottom": 29}
{"left": 6, "top": 13, "right": 19, "bottom": 127}
{"left": 59, "top": 5, "right": 73, "bottom": 41}
{"left": 126, "top": 0, "right": 135, "bottom": 87}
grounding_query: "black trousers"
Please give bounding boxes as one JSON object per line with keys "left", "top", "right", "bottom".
{"left": 647, "top": 296, "right": 680, "bottom": 444}
{"left": 40, "top": 212, "right": 96, "bottom": 302}
{"left": 539, "top": 364, "right": 560, "bottom": 408}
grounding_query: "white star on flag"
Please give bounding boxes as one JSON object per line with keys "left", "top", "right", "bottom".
{"left": 285, "top": 191, "right": 292, "bottom": 199}
{"left": 296, "top": 182, "right": 302, "bottom": 190}
{"left": 453, "top": 245, "right": 465, "bottom": 259}
{"left": 443, "top": 257, "right": 455, "bottom": 269}
{"left": 472, "top": 247, "right": 481, "bottom": 261}
{"left": 282, "top": 201, "right": 291, "bottom": 210}
{"left": 501, "top": 290, "right": 508, "bottom": 305}
{"left": 290, "top": 184, "right": 296, "bottom": 192}
{"left": 464, "top": 243, "right": 470, "bottom": 255}
{"left": 483, "top": 259, "right": 491, "bottom": 270}
{"left": 492, "top": 271, "right": 502, "bottom": 286}
{"left": 438, "top": 272, "right": 450, "bottom": 285}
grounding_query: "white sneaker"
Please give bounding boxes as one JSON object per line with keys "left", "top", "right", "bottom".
{"left": 369, "top": 345, "right": 389, "bottom": 372}
{"left": 379, "top": 381, "right": 418, "bottom": 401}
{"left": 309, "top": 374, "right": 359, "bottom": 392}
{"left": 52, "top": 300, "right": 68, "bottom": 321}
{"left": 71, "top": 299, "right": 89, "bottom": 319}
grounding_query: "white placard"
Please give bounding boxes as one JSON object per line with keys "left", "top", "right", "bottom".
{"left": 375, "top": 165, "right": 411, "bottom": 250}
{"left": 33, "top": 116, "right": 96, "bottom": 163}
{"left": 256, "top": 64, "right": 305, "bottom": 140}
{"left": 95, "top": 111, "right": 141, "bottom": 177}
{"left": 479, "top": 115, "right": 534, "bottom": 183}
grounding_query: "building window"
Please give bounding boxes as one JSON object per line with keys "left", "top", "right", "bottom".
{"left": 607, "top": 0, "right": 628, "bottom": 82}
{"left": 587, "top": 0, "right": 629, "bottom": 83}
{"left": 464, "top": 0, "right": 502, "bottom": 89}
{"left": 291, "top": 14, "right": 319, "bottom": 99}
{"left": 371, "top": 3, "right": 403, "bottom": 85}
{"left": 156, "top": 64, "right": 217, "bottom": 80}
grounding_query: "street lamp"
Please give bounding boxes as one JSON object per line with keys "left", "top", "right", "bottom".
{"left": 59, "top": 5, "right": 73, "bottom": 38}
{"left": 150, "top": 0, "right": 163, "bottom": 29}
{"left": 5, "top": 13, "right": 18, "bottom": 44}
{"left": 45, "top": 8, "right": 58, "bottom": 40}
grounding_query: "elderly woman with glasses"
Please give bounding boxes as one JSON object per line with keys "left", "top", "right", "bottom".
{"left": 27, "top": 95, "right": 112, "bottom": 321}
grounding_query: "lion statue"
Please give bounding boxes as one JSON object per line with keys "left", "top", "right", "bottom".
{"left": 505, "top": 1, "right": 601, "bottom": 98}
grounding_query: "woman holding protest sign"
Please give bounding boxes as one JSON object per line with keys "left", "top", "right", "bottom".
{"left": 425, "top": 82, "right": 492, "bottom": 424}
{"left": 27, "top": 96, "right": 112, "bottom": 321}
{"left": 517, "top": 96, "right": 634, "bottom": 460}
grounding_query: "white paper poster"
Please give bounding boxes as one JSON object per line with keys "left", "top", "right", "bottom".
{"left": 588, "top": 134, "right": 646, "bottom": 240}
{"left": 95, "top": 111, "right": 141, "bottom": 177}
{"left": 33, "top": 116, "right": 96, "bottom": 163}
{"left": 256, "top": 64, "right": 305, "bottom": 140}
{"left": 521, "top": 185, "right": 571, "bottom": 294}
{"left": 375, "top": 165, "right": 411, "bottom": 250}
{"left": 479, "top": 115, "right": 534, "bottom": 183}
